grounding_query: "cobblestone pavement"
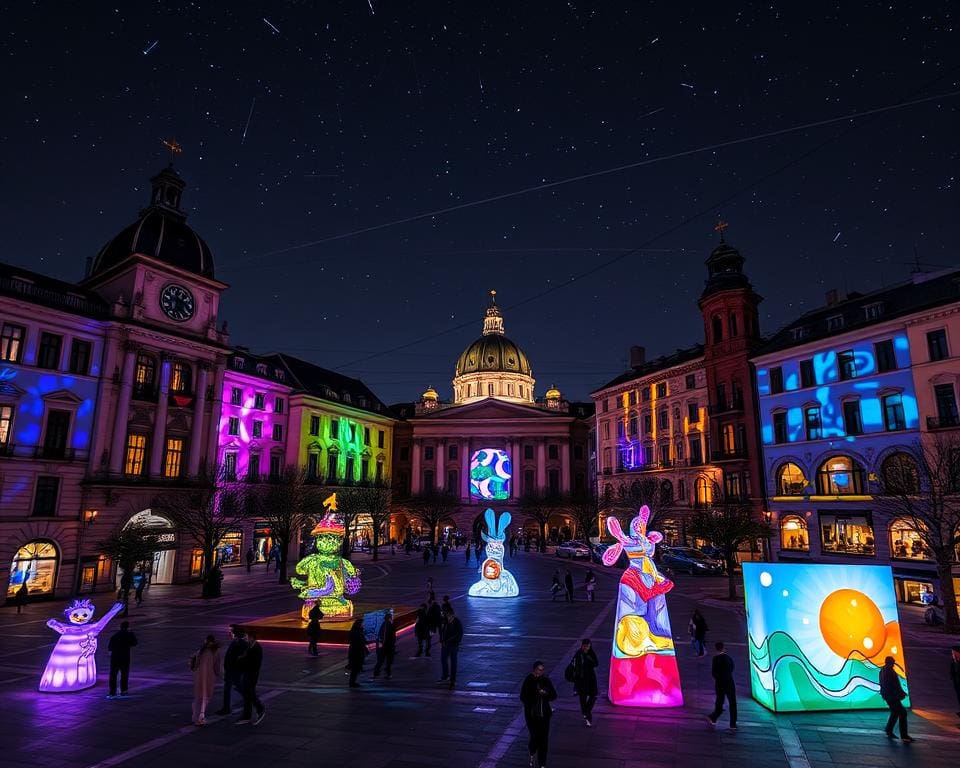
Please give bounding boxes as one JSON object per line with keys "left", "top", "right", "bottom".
{"left": 1, "top": 549, "right": 957, "bottom": 768}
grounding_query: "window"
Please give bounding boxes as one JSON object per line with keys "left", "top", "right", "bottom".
{"left": 694, "top": 477, "right": 713, "bottom": 506}
{"left": 641, "top": 388, "right": 651, "bottom": 402}
{"left": 134, "top": 353, "right": 156, "bottom": 398}
{"left": 777, "top": 462, "right": 807, "bottom": 495}
{"left": 307, "top": 452, "right": 320, "bottom": 480}
{"left": 677, "top": 479, "right": 686, "bottom": 500}
{"left": 882, "top": 393, "right": 906, "bottom": 431}
{"left": 657, "top": 409, "right": 668, "bottom": 429}
{"left": 643, "top": 414, "right": 652, "bottom": 433}
{"left": 729, "top": 313, "right": 739, "bottom": 337}
{"left": 42, "top": 409, "right": 70, "bottom": 458}
{"left": 0, "top": 404, "right": 12, "bottom": 447}
{"left": 712, "top": 315, "right": 723, "bottom": 343}
{"left": 675, "top": 439, "right": 684, "bottom": 460}
{"left": 656, "top": 382, "right": 667, "bottom": 398}
{"left": 248, "top": 453, "right": 261, "bottom": 481}
{"left": 446, "top": 469, "right": 457, "bottom": 493}
{"left": 524, "top": 469, "right": 535, "bottom": 491}
{"left": 780, "top": 515, "right": 809, "bottom": 551}
{"left": 37, "top": 332, "right": 62, "bottom": 370}
{"left": 548, "top": 469, "right": 560, "bottom": 495}
{"left": 230, "top": 387, "right": 242, "bottom": 406}
{"left": 32, "top": 477, "right": 60, "bottom": 516}
{"left": 816, "top": 456, "right": 865, "bottom": 495}
{"left": 826, "top": 315, "right": 845, "bottom": 332}
{"left": 799, "top": 359, "right": 814, "bottom": 388}
{"left": 628, "top": 416, "right": 638, "bottom": 436}
{"left": 309, "top": 415, "right": 320, "bottom": 436}
{"left": 164, "top": 438, "right": 184, "bottom": 478}
{"left": 889, "top": 519, "right": 930, "bottom": 560}
{"left": 927, "top": 329, "right": 948, "bottom": 361}
{"left": 724, "top": 472, "right": 743, "bottom": 500}
{"left": 272, "top": 424, "right": 282, "bottom": 441}
{"left": 819, "top": 512, "right": 875, "bottom": 556}
{"left": 0, "top": 323, "right": 25, "bottom": 362}
{"left": 773, "top": 411, "right": 787, "bottom": 444}
{"left": 686, "top": 373, "right": 696, "bottom": 389}
{"left": 327, "top": 453, "right": 338, "bottom": 481}
{"left": 643, "top": 445, "right": 654, "bottom": 465}
{"left": 689, "top": 437, "right": 702, "bottom": 465}
{"left": 875, "top": 340, "right": 896, "bottom": 373}
{"left": 864, "top": 303, "right": 884, "bottom": 321}
{"left": 170, "top": 361, "right": 191, "bottom": 394}
{"left": 881, "top": 452, "right": 919, "bottom": 494}
{"left": 378, "top": 430, "right": 385, "bottom": 449}
{"left": 523, "top": 444, "right": 534, "bottom": 460}
{"left": 842, "top": 399, "right": 864, "bottom": 436}
{"left": 804, "top": 406, "right": 822, "bottom": 440}
{"left": 330, "top": 420, "right": 339, "bottom": 439}
{"left": 7, "top": 540, "right": 60, "bottom": 599}
{"left": 721, "top": 423, "right": 737, "bottom": 454}
{"left": 769, "top": 367, "right": 784, "bottom": 394}
{"left": 254, "top": 392, "right": 266, "bottom": 410}
{"left": 252, "top": 421, "right": 263, "bottom": 439}
{"left": 574, "top": 443, "right": 583, "bottom": 460}
{"left": 687, "top": 403, "right": 699, "bottom": 423}
{"left": 228, "top": 417, "right": 240, "bottom": 436}
{"left": 423, "top": 469, "right": 434, "bottom": 489}
{"left": 274, "top": 397, "right": 285, "bottom": 414}
{"left": 363, "top": 426, "right": 370, "bottom": 446}
{"left": 124, "top": 434, "right": 147, "bottom": 476}
{"left": 934, "top": 383, "right": 959, "bottom": 427}
{"left": 68, "top": 339, "right": 92, "bottom": 375}
{"left": 548, "top": 444, "right": 559, "bottom": 460}
{"left": 448, "top": 444, "right": 458, "bottom": 460}
{"left": 837, "top": 350, "right": 857, "bottom": 381}
{"left": 659, "top": 443, "right": 670, "bottom": 466}
{"left": 629, "top": 391, "right": 637, "bottom": 406}
{"left": 223, "top": 452, "right": 237, "bottom": 480}
{"left": 270, "top": 454, "right": 282, "bottom": 480}
{"left": 602, "top": 398, "right": 610, "bottom": 412}
{"left": 424, "top": 445, "right": 434, "bottom": 461}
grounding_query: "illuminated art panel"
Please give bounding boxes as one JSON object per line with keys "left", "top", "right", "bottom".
{"left": 742, "top": 563, "right": 909, "bottom": 712}
{"left": 470, "top": 449, "right": 511, "bottom": 500}
{"left": 468, "top": 509, "right": 518, "bottom": 598}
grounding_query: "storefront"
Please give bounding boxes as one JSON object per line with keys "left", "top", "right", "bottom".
{"left": 124, "top": 509, "right": 178, "bottom": 584}
{"left": 216, "top": 529, "right": 244, "bottom": 567}
{"left": 77, "top": 555, "right": 111, "bottom": 594}
{"left": 253, "top": 521, "right": 275, "bottom": 562}
{"left": 7, "top": 540, "right": 59, "bottom": 600}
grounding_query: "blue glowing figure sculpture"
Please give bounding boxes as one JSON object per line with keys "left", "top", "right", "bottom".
{"left": 39, "top": 599, "right": 124, "bottom": 692}
{"left": 469, "top": 508, "right": 519, "bottom": 598}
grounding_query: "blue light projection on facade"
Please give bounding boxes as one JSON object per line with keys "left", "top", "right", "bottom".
{"left": 470, "top": 448, "right": 512, "bottom": 500}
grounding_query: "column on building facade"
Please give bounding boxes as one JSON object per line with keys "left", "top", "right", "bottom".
{"left": 560, "top": 437, "right": 571, "bottom": 493}
{"left": 436, "top": 440, "right": 445, "bottom": 491}
{"left": 188, "top": 363, "right": 209, "bottom": 476}
{"left": 411, "top": 439, "right": 422, "bottom": 494}
{"left": 148, "top": 357, "right": 173, "bottom": 477}
{"left": 536, "top": 439, "right": 547, "bottom": 491}
{"left": 509, "top": 439, "right": 520, "bottom": 497}
{"left": 460, "top": 438, "right": 470, "bottom": 500}
{"left": 108, "top": 343, "right": 138, "bottom": 474}
{"left": 204, "top": 358, "right": 226, "bottom": 474}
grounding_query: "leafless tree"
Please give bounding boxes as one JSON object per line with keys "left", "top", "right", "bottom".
{"left": 404, "top": 490, "right": 460, "bottom": 545}
{"left": 518, "top": 488, "right": 562, "bottom": 552}
{"left": 875, "top": 434, "right": 960, "bottom": 632}
{"left": 563, "top": 490, "right": 603, "bottom": 543}
{"left": 363, "top": 482, "right": 393, "bottom": 561}
{"left": 96, "top": 523, "right": 164, "bottom": 615}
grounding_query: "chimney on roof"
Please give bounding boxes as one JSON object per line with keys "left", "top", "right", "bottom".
{"left": 825, "top": 288, "right": 841, "bottom": 306}
{"left": 629, "top": 345, "right": 646, "bottom": 368}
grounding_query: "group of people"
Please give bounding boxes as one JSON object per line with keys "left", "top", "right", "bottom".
{"left": 550, "top": 568, "right": 596, "bottom": 602}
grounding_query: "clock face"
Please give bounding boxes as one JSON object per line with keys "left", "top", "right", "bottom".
{"left": 159, "top": 284, "right": 195, "bottom": 321}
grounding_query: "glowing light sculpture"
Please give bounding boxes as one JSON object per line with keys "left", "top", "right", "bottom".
{"left": 39, "top": 599, "right": 124, "bottom": 692}
{"left": 290, "top": 493, "right": 361, "bottom": 620}
{"left": 468, "top": 508, "right": 518, "bottom": 598}
{"left": 469, "top": 449, "right": 512, "bottom": 500}
{"left": 601, "top": 506, "right": 683, "bottom": 707}
{"left": 742, "top": 563, "right": 909, "bottom": 712}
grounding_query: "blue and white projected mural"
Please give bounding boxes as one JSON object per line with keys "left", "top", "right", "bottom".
{"left": 469, "top": 448, "right": 511, "bottom": 500}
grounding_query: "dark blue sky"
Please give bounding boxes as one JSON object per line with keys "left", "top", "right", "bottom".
{"left": 2, "top": 1, "right": 957, "bottom": 404}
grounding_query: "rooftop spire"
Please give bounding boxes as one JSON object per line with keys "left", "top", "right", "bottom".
{"left": 482, "top": 289, "right": 504, "bottom": 336}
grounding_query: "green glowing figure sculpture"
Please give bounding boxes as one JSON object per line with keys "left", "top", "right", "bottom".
{"left": 290, "top": 493, "right": 362, "bottom": 620}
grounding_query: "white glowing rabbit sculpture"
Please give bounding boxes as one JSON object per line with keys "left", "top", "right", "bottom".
{"left": 469, "top": 508, "right": 519, "bottom": 598}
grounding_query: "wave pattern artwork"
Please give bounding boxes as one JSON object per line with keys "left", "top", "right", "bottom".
{"left": 469, "top": 448, "right": 511, "bottom": 500}
{"left": 742, "top": 563, "right": 909, "bottom": 712}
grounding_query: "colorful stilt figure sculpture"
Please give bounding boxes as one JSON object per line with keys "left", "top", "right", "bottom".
{"left": 290, "top": 493, "right": 361, "bottom": 620}
{"left": 601, "top": 505, "right": 683, "bottom": 706}
{"left": 468, "top": 508, "right": 519, "bottom": 598}
{"left": 39, "top": 599, "right": 124, "bottom": 692}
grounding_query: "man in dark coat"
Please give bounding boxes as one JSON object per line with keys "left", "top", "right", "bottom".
{"left": 572, "top": 638, "right": 599, "bottom": 725}
{"left": 564, "top": 569, "right": 575, "bottom": 603}
{"left": 237, "top": 631, "right": 265, "bottom": 725}
{"left": 346, "top": 619, "right": 368, "bottom": 687}
{"left": 216, "top": 625, "right": 247, "bottom": 715}
{"left": 414, "top": 603, "right": 432, "bottom": 656}
{"left": 427, "top": 596, "right": 443, "bottom": 636}
{"left": 14, "top": 583, "right": 28, "bottom": 614}
{"left": 373, "top": 612, "right": 397, "bottom": 679}
{"left": 520, "top": 660, "right": 558, "bottom": 768}
{"left": 439, "top": 605, "right": 463, "bottom": 690}
{"left": 707, "top": 641, "right": 737, "bottom": 731}
{"left": 106, "top": 620, "right": 138, "bottom": 698}
{"left": 880, "top": 656, "right": 913, "bottom": 741}
{"left": 691, "top": 609, "right": 709, "bottom": 657}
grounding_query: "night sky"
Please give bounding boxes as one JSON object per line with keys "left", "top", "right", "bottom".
{"left": 2, "top": 2, "right": 957, "bottom": 405}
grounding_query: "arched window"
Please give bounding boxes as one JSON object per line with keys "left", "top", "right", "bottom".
{"left": 889, "top": 518, "right": 929, "bottom": 560}
{"left": 881, "top": 452, "right": 920, "bottom": 494}
{"left": 729, "top": 312, "right": 739, "bottom": 337}
{"left": 695, "top": 476, "right": 713, "bottom": 506}
{"left": 816, "top": 455, "right": 865, "bottom": 495}
{"left": 777, "top": 462, "right": 807, "bottom": 496}
{"left": 780, "top": 515, "right": 809, "bottom": 551}
{"left": 170, "top": 361, "right": 192, "bottom": 394}
{"left": 712, "top": 315, "right": 723, "bottom": 343}
{"left": 134, "top": 352, "right": 156, "bottom": 394}
{"left": 7, "top": 539, "right": 60, "bottom": 598}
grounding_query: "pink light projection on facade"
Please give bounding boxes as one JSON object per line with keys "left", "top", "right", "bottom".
{"left": 218, "top": 364, "right": 291, "bottom": 479}
{"left": 39, "top": 599, "right": 123, "bottom": 692}
{"left": 602, "top": 506, "right": 683, "bottom": 707}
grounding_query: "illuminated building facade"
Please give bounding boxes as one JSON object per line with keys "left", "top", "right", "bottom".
{"left": 392, "top": 293, "right": 592, "bottom": 541}
{"left": 753, "top": 268, "right": 960, "bottom": 606}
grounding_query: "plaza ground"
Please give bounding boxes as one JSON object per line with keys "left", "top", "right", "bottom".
{"left": 1, "top": 548, "right": 958, "bottom": 768}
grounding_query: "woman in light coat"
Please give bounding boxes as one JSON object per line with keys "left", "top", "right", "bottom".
{"left": 191, "top": 634, "right": 222, "bottom": 725}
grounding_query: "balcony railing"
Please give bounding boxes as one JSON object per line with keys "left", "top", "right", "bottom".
{"left": 34, "top": 445, "right": 80, "bottom": 461}
{"left": 927, "top": 415, "right": 960, "bottom": 430}
{"left": 711, "top": 447, "right": 748, "bottom": 462}
{"left": 708, "top": 396, "right": 744, "bottom": 416}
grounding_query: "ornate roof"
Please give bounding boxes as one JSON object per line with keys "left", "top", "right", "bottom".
{"left": 454, "top": 290, "right": 533, "bottom": 377}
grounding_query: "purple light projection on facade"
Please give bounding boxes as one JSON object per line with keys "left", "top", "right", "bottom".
{"left": 39, "top": 599, "right": 123, "bottom": 692}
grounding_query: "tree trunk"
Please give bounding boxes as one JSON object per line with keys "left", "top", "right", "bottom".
{"left": 725, "top": 550, "right": 738, "bottom": 600}
{"left": 277, "top": 537, "right": 290, "bottom": 584}
{"left": 539, "top": 521, "right": 547, "bottom": 552}
{"left": 372, "top": 524, "right": 380, "bottom": 562}
{"left": 937, "top": 561, "right": 960, "bottom": 633}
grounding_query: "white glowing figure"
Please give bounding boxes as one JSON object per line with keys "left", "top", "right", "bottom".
{"left": 469, "top": 508, "right": 519, "bottom": 598}
{"left": 39, "top": 599, "right": 124, "bottom": 692}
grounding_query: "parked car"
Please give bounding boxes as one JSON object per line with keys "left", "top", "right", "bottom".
{"left": 556, "top": 540, "right": 591, "bottom": 559}
{"left": 659, "top": 547, "right": 724, "bottom": 575}
{"left": 592, "top": 541, "right": 627, "bottom": 567}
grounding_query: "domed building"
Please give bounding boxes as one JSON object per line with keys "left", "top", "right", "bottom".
{"left": 390, "top": 292, "right": 594, "bottom": 545}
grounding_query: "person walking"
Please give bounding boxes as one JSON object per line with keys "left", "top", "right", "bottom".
{"left": 691, "top": 609, "right": 709, "bottom": 657}
{"left": 464, "top": 544, "right": 471, "bottom": 566}
{"left": 431, "top": 544, "right": 438, "bottom": 564}
{"left": 706, "top": 641, "right": 737, "bottom": 731}
{"left": 106, "top": 620, "right": 138, "bottom": 698}
{"left": 439, "top": 604, "right": 463, "bottom": 690}
{"left": 564, "top": 569, "right": 575, "bottom": 603}
{"left": 422, "top": 547, "right": 431, "bottom": 567}
{"left": 190, "top": 635, "right": 222, "bottom": 726}
{"left": 571, "top": 638, "right": 599, "bottom": 726}
{"left": 427, "top": 594, "right": 443, "bottom": 638}
{"left": 373, "top": 612, "right": 397, "bottom": 679}
{"left": 584, "top": 570, "right": 597, "bottom": 603}
{"left": 550, "top": 570, "right": 562, "bottom": 601}
{"left": 347, "top": 619, "right": 368, "bottom": 687}
{"left": 441, "top": 543, "right": 449, "bottom": 564}
{"left": 880, "top": 656, "right": 914, "bottom": 741}
{"left": 245, "top": 547, "right": 255, "bottom": 573}
{"left": 306, "top": 604, "right": 323, "bottom": 657}
{"left": 520, "top": 660, "right": 558, "bottom": 768}
{"left": 215, "top": 625, "right": 247, "bottom": 716}
{"left": 414, "top": 603, "right": 432, "bottom": 657}
{"left": 14, "top": 582, "right": 29, "bottom": 614}
{"left": 951, "top": 645, "right": 960, "bottom": 717}
{"left": 237, "top": 631, "right": 265, "bottom": 725}
{"left": 134, "top": 574, "right": 147, "bottom": 606}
